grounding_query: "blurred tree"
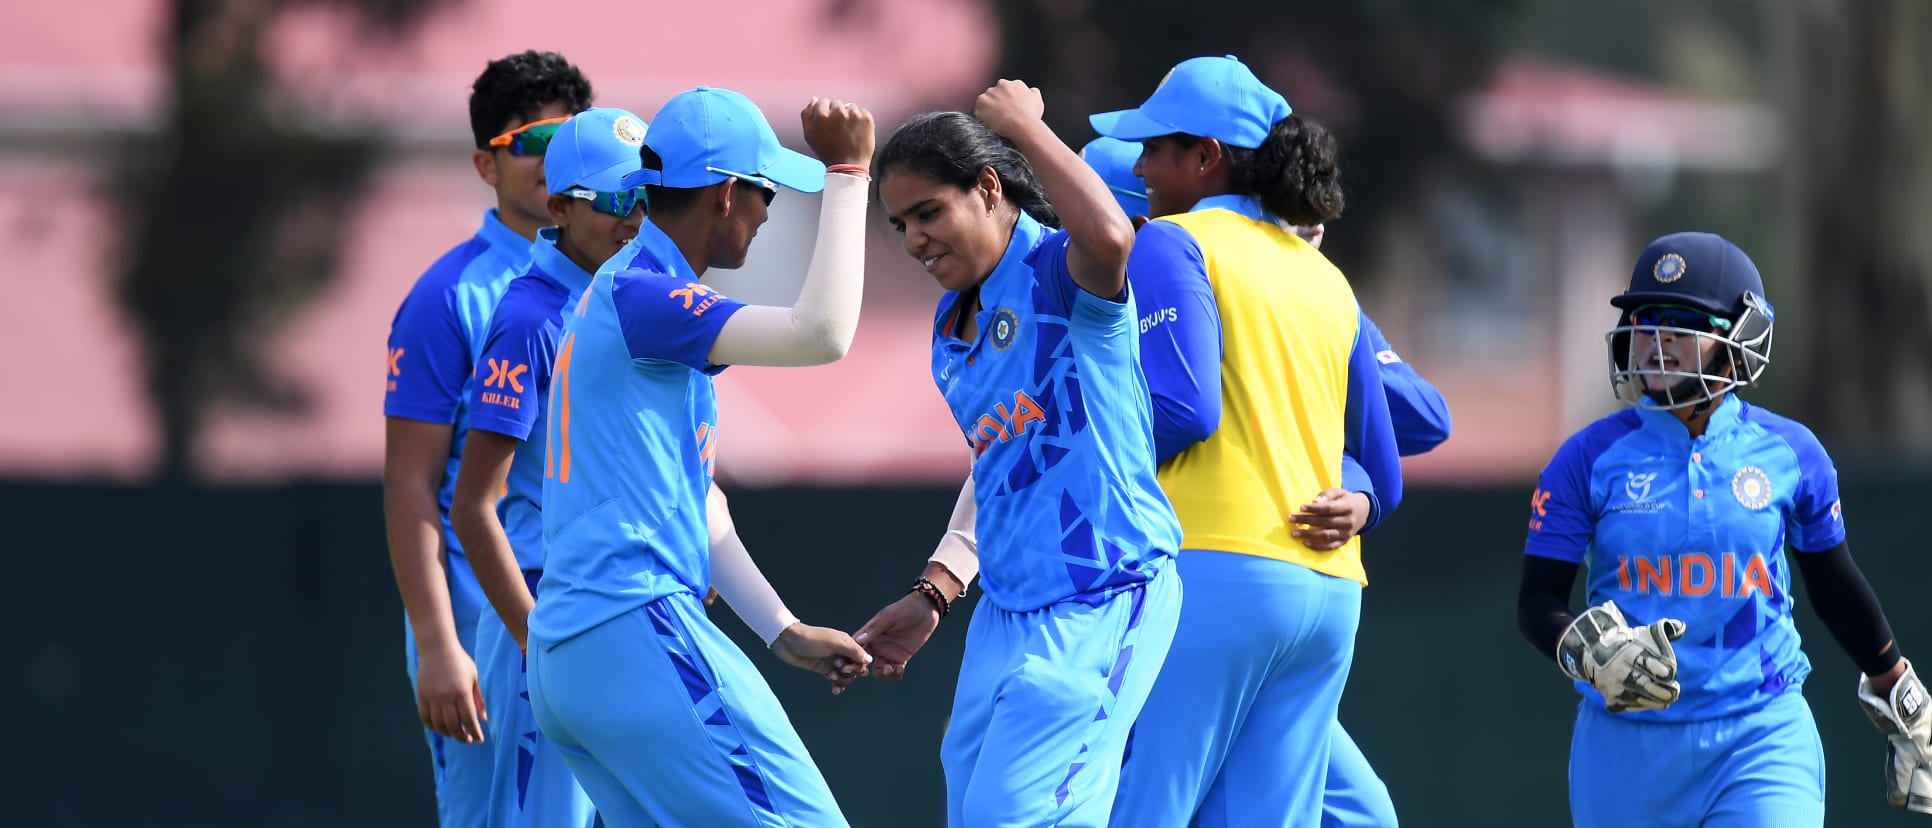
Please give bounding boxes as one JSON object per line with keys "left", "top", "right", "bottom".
{"left": 118, "top": 0, "right": 451, "bottom": 481}
{"left": 1778, "top": 0, "right": 1932, "bottom": 452}
{"left": 985, "top": 0, "right": 1533, "bottom": 280}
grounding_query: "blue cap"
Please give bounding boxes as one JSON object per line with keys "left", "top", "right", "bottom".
{"left": 1611, "top": 232, "right": 1767, "bottom": 318}
{"left": 1080, "top": 137, "right": 1149, "bottom": 218}
{"left": 1089, "top": 55, "right": 1292, "bottom": 150}
{"left": 545, "top": 107, "right": 649, "bottom": 194}
{"left": 620, "top": 87, "right": 826, "bottom": 194}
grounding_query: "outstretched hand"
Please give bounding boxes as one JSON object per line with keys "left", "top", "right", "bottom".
{"left": 771, "top": 623, "right": 872, "bottom": 695}
{"left": 853, "top": 592, "right": 942, "bottom": 680}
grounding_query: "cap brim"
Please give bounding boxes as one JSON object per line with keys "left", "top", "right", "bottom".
{"left": 1610, "top": 291, "right": 1730, "bottom": 315}
{"left": 760, "top": 148, "right": 827, "bottom": 194}
{"left": 619, "top": 168, "right": 663, "bottom": 189}
{"left": 1089, "top": 108, "right": 1178, "bottom": 142}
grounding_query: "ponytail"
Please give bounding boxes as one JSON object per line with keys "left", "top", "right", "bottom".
{"left": 1228, "top": 114, "right": 1343, "bottom": 227}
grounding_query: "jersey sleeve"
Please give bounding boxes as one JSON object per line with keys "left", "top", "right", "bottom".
{"left": 1027, "top": 231, "right": 1080, "bottom": 315}
{"left": 610, "top": 271, "right": 748, "bottom": 373}
{"left": 1343, "top": 310, "right": 1404, "bottom": 527}
{"left": 1359, "top": 314, "right": 1453, "bottom": 456}
{"left": 1129, "top": 221, "right": 1223, "bottom": 465}
{"left": 1778, "top": 423, "right": 1848, "bottom": 553}
{"left": 1524, "top": 434, "right": 1600, "bottom": 563}
{"left": 466, "top": 300, "right": 548, "bottom": 441}
{"left": 384, "top": 283, "right": 471, "bottom": 424}
{"left": 1340, "top": 454, "right": 1383, "bottom": 529}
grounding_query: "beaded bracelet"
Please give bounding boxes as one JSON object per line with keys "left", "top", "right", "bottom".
{"left": 910, "top": 577, "right": 952, "bottom": 618}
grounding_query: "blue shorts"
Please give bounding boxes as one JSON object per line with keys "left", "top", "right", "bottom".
{"left": 527, "top": 591, "right": 847, "bottom": 828}
{"left": 1570, "top": 690, "right": 1825, "bottom": 828}
{"left": 475, "top": 571, "right": 596, "bottom": 828}
{"left": 1114, "top": 550, "right": 1362, "bottom": 828}
{"left": 943, "top": 563, "right": 1181, "bottom": 828}
{"left": 404, "top": 552, "right": 493, "bottom": 828}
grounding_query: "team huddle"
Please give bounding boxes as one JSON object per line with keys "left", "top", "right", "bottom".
{"left": 381, "top": 50, "right": 1930, "bottom": 828}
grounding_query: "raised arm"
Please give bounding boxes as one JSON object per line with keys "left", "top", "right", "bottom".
{"left": 708, "top": 99, "right": 876, "bottom": 367}
{"left": 975, "top": 80, "right": 1136, "bottom": 299}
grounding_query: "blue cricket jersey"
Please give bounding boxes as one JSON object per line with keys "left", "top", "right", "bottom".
{"left": 1525, "top": 395, "right": 1846, "bottom": 721}
{"left": 528, "top": 220, "right": 747, "bottom": 647}
{"left": 384, "top": 208, "right": 531, "bottom": 574}
{"left": 932, "top": 212, "right": 1181, "bottom": 612}
{"left": 465, "top": 228, "right": 593, "bottom": 571}
{"left": 1358, "top": 314, "right": 1452, "bottom": 457}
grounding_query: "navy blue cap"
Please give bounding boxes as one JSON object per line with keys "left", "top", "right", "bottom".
{"left": 1611, "top": 232, "right": 1766, "bottom": 318}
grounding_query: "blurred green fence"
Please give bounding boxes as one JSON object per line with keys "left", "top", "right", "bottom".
{"left": 8, "top": 474, "right": 1929, "bottom": 826}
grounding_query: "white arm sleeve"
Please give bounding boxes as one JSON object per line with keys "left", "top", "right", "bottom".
{"left": 927, "top": 477, "right": 979, "bottom": 588}
{"left": 707, "top": 483, "right": 800, "bottom": 646}
{"left": 707, "top": 172, "right": 869, "bottom": 367}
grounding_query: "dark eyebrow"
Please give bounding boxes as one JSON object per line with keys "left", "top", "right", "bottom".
{"left": 888, "top": 198, "right": 936, "bottom": 224}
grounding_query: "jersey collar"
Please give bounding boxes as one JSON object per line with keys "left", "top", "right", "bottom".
{"left": 1191, "top": 193, "right": 1279, "bottom": 225}
{"left": 627, "top": 219, "right": 696, "bottom": 280}
{"left": 1636, "top": 392, "right": 1745, "bottom": 437}
{"left": 987, "top": 211, "right": 1048, "bottom": 291}
{"left": 531, "top": 227, "right": 595, "bottom": 295}
{"left": 478, "top": 208, "right": 533, "bottom": 258}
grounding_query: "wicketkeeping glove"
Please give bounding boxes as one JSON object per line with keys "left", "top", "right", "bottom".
{"left": 1856, "top": 659, "right": 1932, "bottom": 814}
{"left": 1557, "top": 601, "right": 1686, "bottom": 714}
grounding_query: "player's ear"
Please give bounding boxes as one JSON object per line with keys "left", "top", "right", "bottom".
{"left": 714, "top": 180, "right": 736, "bottom": 218}
{"left": 474, "top": 149, "right": 499, "bottom": 187}
{"left": 546, "top": 193, "right": 572, "bottom": 227}
{"left": 975, "top": 166, "right": 1002, "bottom": 215}
{"left": 1193, "top": 138, "right": 1223, "bottom": 176}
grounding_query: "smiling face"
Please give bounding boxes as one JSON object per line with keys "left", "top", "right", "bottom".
{"left": 1135, "top": 134, "right": 1218, "bottom": 218}
{"left": 879, "top": 166, "right": 1012, "bottom": 293}
{"left": 548, "top": 192, "right": 644, "bottom": 273}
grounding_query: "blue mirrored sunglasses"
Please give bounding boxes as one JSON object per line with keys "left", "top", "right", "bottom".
{"left": 566, "top": 187, "right": 645, "bottom": 217}
{"left": 1630, "top": 304, "right": 1733, "bottom": 333}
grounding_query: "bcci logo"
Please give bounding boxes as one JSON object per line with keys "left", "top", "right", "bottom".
{"left": 1625, "top": 472, "right": 1657, "bottom": 501}
{"left": 1732, "top": 467, "right": 1773, "bottom": 510}
{"left": 1653, "top": 253, "right": 1687, "bottom": 284}
{"left": 612, "top": 115, "right": 646, "bottom": 146}
{"left": 989, "top": 307, "right": 1020, "bottom": 351}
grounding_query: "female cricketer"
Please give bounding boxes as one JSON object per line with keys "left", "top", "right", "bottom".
{"left": 522, "top": 89, "right": 876, "bottom": 827}
{"left": 859, "top": 80, "right": 1184, "bottom": 827}
{"left": 1518, "top": 231, "right": 1930, "bottom": 826}
{"left": 1088, "top": 55, "right": 1406, "bottom": 828}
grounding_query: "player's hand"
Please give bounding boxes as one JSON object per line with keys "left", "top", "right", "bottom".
{"left": 1857, "top": 659, "right": 1932, "bottom": 812}
{"left": 801, "top": 98, "right": 875, "bottom": 169}
{"left": 416, "top": 642, "right": 487, "bottom": 743}
{"left": 703, "top": 587, "right": 720, "bottom": 607}
{"left": 854, "top": 593, "right": 942, "bottom": 680}
{"left": 1557, "top": 601, "right": 1685, "bottom": 714}
{"left": 974, "top": 80, "right": 1047, "bottom": 139}
{"left": 770, "top": 623, "right": 872, "bottom": 695}
{"left": 1291, "top": 488, "right": 1371, "bottom": 551}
